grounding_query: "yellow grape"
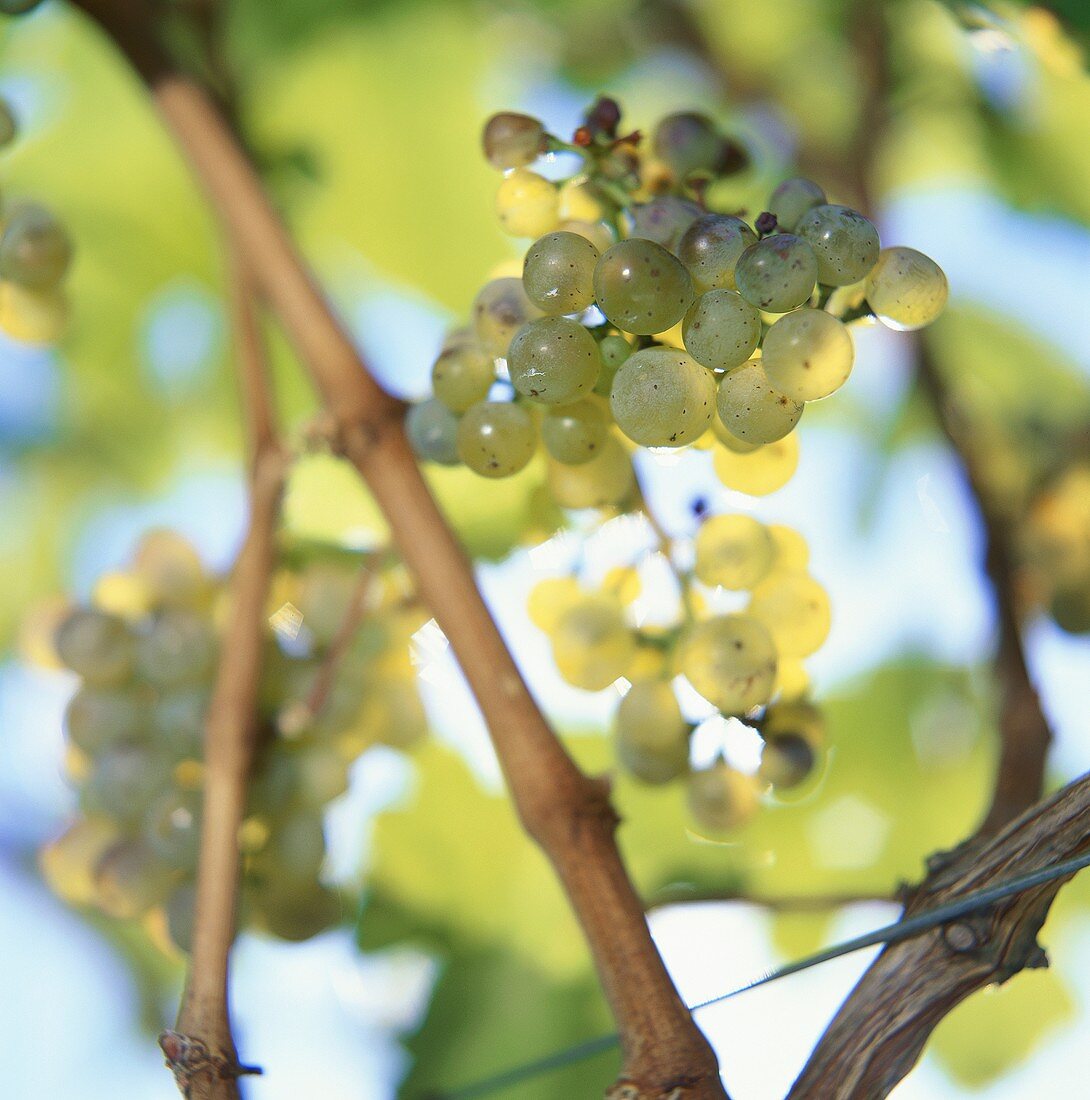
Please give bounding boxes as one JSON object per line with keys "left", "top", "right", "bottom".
{"left": 551, "top": 592, "right": 636, "bottom": 690}
{"left": 527, "top": 576, "right": 583, "bottom": 633}
{"left": 547, "top": 433, "right": 635, "bottom": 508}
{"left": 748, "top": 570, "right": 831, "bottom": 658}
{"left": 472, "top": 277, "right": 543, "bottom": 358}
{"left": 773, "top": 657, "right": 810, "bottom": 700}
{"left": 687, "top": 762, "right": 760, "bottom": 833}
{"left": 768, "top": 524, "right": 810, "bottom": 571}
{"left": 693, "top": 514, "right": 775, "bottom": 590}
{"left": 614, "top": 680, "right": 690, "bottom": 784}
{"left": 761, "top": 308, "right": 854, "bottom": 402}
{"left": 496, "top": 169, "right": 560, "bottom": 237}
{"left": 716, "top": 359, "right": 803, "bottom": 444}
{"left": 0, "top": 280, "right": 66, "bottom": 343}
{"left": 864, "top": 246, "right": 948, "bottom": 331}
{"left": 610, "top": 347, "right": 715, "bottom": 447}
{"left": 712, "top": 432, "right": 799, "bottom": 495}
{"left": 677, "top": 613, "right": 777, "bottom": 714}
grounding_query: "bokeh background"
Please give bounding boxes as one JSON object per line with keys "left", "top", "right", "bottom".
{"left": 2, "top": 0, "right": 1089, "bottom": 1096}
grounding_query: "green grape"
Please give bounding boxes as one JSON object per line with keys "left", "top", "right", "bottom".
{"left": 677, "top": 613, "right": 777, "bottom": 713}
{"left": 559, "top": 218, "right": 615, "bottom": 254}
{"left": 133, "top": 529, "right": 206, "bottom": 609}
{"left": 542, "top": 398, "right": 609, "bottom": 464}
{"left": 758, "top": 734, "right": 817, "bottom": 790}
{"left": 1050, "top": 582, "right": 1090, "bottom": 635}
{"left": 760, "top": 308, "right": 854, "bottom": 402}
{"left": 144, "top": 789, "right": 202, "bottom": 871}
{"left": 551, "top": 592, "right": 636, "bottom": 690}
{"left": 255, "top": 881, "right": 341, "bottom": 942}
{"left": 693, "top": 514, "right": 775, "bottom": 591}
{"left": 152, "top": 686, "right": 209, "bottom": 758}
{"left": 593, "top": 239, "right": 694, "bottom": 335}
{"left": 296, "top": 560, "right": 363, "bottom": 649}
{"left": 711, "top": 415, "right": 761, "bottom": 453}
{"left": 594, "top": 333, "right": 632, "bottom": 396}
{"left": 65, "top": 685, "right": 145, "bottom": 756}
{"left": 609, "top": 347, "right": 715, "bottom": 447}
{"left": 260, "top": 812, "right": 327, "bottom": 880}
{"left": 678, "top": 214, "right": 758, "bottom": 293}
{"left": 472, "top": 277, "right": 543, "bottom": 358}
{"left": 716, "top": 360, "right": 804, "bottom": 444}
{"left": 0, "top": 202, "right": 73, "bottom": 290}
{"left": 522, "top": 231, "right": 600, "bottom": 314}
{"left": 406, "top": 397, "right": 461, "bottom": 466}
{"left": 94, "top": 839, "right": 177, "bottom": 920}
{"left": 0, "top": 98, "right": 16, "bottom": 148}
{"left": 767, "top": 178, "right": 826, "bottom": 232}
{"left": 864, "top": 246, "right": 948, "bottom": 331}
{"left": 496, "top": 168, "right": 559, "bottom": 238}
{"left": 748, "top": 570, "right": 831, "bottom": 658}
{"left": 165, "top": 882, "right": 196, "bottom": 953}
{"left": 507, "top": 316, "right": 600, "bottom": 404}
{"left": 136, "top": 609, "right": 216, "bottom": 687}
{"left": 481, "top": 112, "right": 547, "bottom": 169}
{"left": 614, "top": 680, "right": 690, "bottom": 784}
{"left": 687, "top": 762, "right": 760, "bottom": 833}
{"left": 431, "top": 337, "right": 495, "bottom": 411}
{"left": 630, "top": 197, "right": 703, "bottom": 253}
{"left": 795, "top": 204, "right": 880, "bottom": 286}
{"left": 713, "top": 433, "right": 799, "bottom": 495}
{"left": 82, "top": 743, "right": 168, "bottom": 823}
{"left": 734, "top": 234, "right": 818, "bottom": 313}
{"left": 652, "top": 112, "right": 723, "bottom": 178}
{"left": 293, "top": 744, "right": 351, "bottom": 805}
{"left": 681, "top": 289, "right": 761, "bottom": 371}
{"left": 547, "top": 434, "right": 635, "bottom": 508}
{"left": 456, "top": 400, "right": 537, "bottom": 478}
{"left": 55, "top": 609, "right": 135, "bottom": 687}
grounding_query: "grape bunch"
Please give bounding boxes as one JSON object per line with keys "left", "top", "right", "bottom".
{"left": 0, "top": 94, "right": 72, "bottom": 344}
{"left": 40, "top": 531, "right": 428, "bottom": 951}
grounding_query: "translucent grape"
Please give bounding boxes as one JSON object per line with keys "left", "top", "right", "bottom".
{"left": 682, "top": 289, "right": 761, "bottom": 371}
{"left": 864, "top": 246, "right": 948, "bottom": 331}
{"left": 472, "top": 277, "right": 543, "bottom": 358}
{"left": 758, "top": 734, "right": 815, "bottom": 790}
{"left": 713, "top": 433, "right": 799, "bottom": 495}
{"left": 795, "top": 204, "right": 880, "bottom": 286}
{"left": 693, "top": 514, "right": 775, "bottom": 590}
{"left": 767, "top": 178, "right": 826, "bottom": 232}
{"left": 296, "top": 561, "right": 362, "bottom": 648}
{"left": 256, "top": 882, "right": 341, "bottom": 942}
{"left": 687, "top": 762, "right": 760, "bottom": 833}
{"left": 431, "top": 337, "right": 495, "bottom": 411}
{"left": 406, "top": 398, "right": 461, "bottom": 466}
{"left": 748, "top": 570, "right": 831, "bottom": 657}
{"left": 711, "top": 416, "right": 761, "bottom": 453}
{"left": 144, "top": 789, "right": 202, "bottom": 871}
{"left": 522, "top": 231, "right": 600, "bottom": 314}
{"left": 630, "top": 197, "right": 703, "bottom": 253}
{"left": 551, "top": 593, "right": 636, "bottom": 690}
{"left": 594, "top": 333, "right": 632, "bottom": 396}
{"left": 559, "top": 219, "right": 615, "bottom": 253}
{"left": 614, "top": 680, "right": 690, "bottom": 784}
{"left": 610, "top": 347, "right": 715, "bottom": 447}
{"left": 55, "top": 609, "right": 135, "bottom": 686}
{"left": 593, "top": 239, "right": 694, "bottom": 336}
{"left": 768, "top": 524, "right": 809, "bottom": 571}
{"left": 547, "top": 433, "right": 635, "bottom": 508}
{"left": 760, "top": 308, "right": 854, "bottom": 402}
{"left": 152, "top": 686, "right": 209, "bottom": 758}
{"left": 734, "top": 234, "right": 818, "bottom": 313}
{"left": 773, "top": 657, "right": 810, "bottom": 700}
{"left": 559, "top": 180, "right": 607, "bottom": 224}
{"left": 542, "top": 398, "right": 609, "bottom": 464}
{"left": 136, "top": 609, "right": 216, "bottom": 687}
{"left": 677, "top": 613, "right": 777, "bottom": 713}
{"left": 495, "top": 168, "right": 559, "bottom": 238}
{"left": 678, "top": 214, "right": 758, "bottom": 293}
{"left": 482, "top": 112, "right": 546, "bottom": 169}
{"left": 0, "top": 202, "right": 72, "bottom": 290}
{"left": 652, "top": 112, "right": 722, "bottom": 178}
{"left": 82, "top": 743, "right": 168, "bottom": 823}
{"left": 133, "top": 529, "right": 205, "bottom": 609}
{"left": 456, "top": 400, "right": 537, "bottom": 478}
{"left": 94, "top": 839, "right": 177, "bottom": 919}
{"left": 527, "top": 576, "right": 583, "bottom": 634}
{"left": 508, "top": 317, "right": 599, "bottom": 404}
{"left": 65, "top": 685, "right": 145, "bottom": 756}
{"left": 716, "top": 360, "right": 803, "bottom": 444}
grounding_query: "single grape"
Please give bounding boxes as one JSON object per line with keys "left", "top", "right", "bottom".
{"left": 136, "top": 609, "right": 216, "bottom": 687}
{"left": 864, "top": 246, "right": 948, "bottom": 330}
{"left": 768, "top": 524, "right": 809, "bottom": 572}
{"left": 559, "top": 179, "right": 607, "bottom": 223}
{"left": 594, "top": 333, "right": 632, "bottom": 396}
{"left": 152, "top": 685, "right": 210, "bottom": 759}
{"left": 456, "top": 400, "right": 537, "bottom": 478}
{"left": 496, "top": 168, "right": 559, "bottom": 238}
{"left": 547, "top": 433, "right": 635, "bottom": 508}
{"left": 630, "top": 197, "right": 703, "bottom": 253}
{"left": 614, "top": 680, "right": 690, "bottom": 784}
{"left": 0, "top": 98, "right": 16, "bottom": 148}
{"left": 508, "top": 316, "right": 600, "bottom": 404}
{"left": 431, "top": 337, "right": 495, "bottom": 411}
{"left": 748, "top": 570, "right": 831, "bottom": 657}
{"left": 652, "top": 112, "right": 728, "bottom": 179}
{"left": 677, "top": 613, "right": 777, "bottom": 713}
{"left": 551, "top": 592, "right": 636, "bottom": 690}
{"left": 795, "top": 204, "right": 880, "bottom": 286}
{"left": 711, "top": 415, "right": 761, "bottom": 453}
{"left": 82, "top": 742, "right": 168, "bottom": 823}
{"left": 406, "top": 398, "right": 461, "bottom": 466}
{"left": 55, "top": 608, "right": 135, "bottom": 686}
{"left": 482, "top": 112, "right": 546, "bottom": 169}
{"left": 257, "top": 812, "right": 327, "bottom": 881}
{"left": 94, "top": 838, "right": 178, "bottom": 919}
{"left": 65, "top": 685, "right": 145, "bottom": 756}
{"left": 144, "top": 789, "right": 202, "bottom": 871}
{"left": 593, "top": 239, "right": 694, "bottom": 335}
{"left": 678, "top": 214, "right": 758, "bottom": 294}
{"left": 763, "top": 699, "right": 826, "bottom": 747}
{"left": 694, "top": 514, "right": 775, "bottom": 590}
{"left": 758, "top": 733, "right": 816, "bottom": 790}
{"left": 760, "top": 308, "right": 854, "bottom": 402}
{"left": 559, "top": 218, "right": 615, "bottom": 254}
{"left": 713, "top": 433, "right": 799, "bottom": 494}
{"left": 716, "top": 360, "right": 804, "bottom": 444}
{"left": 255, "top": 881, "right": 341, "bottom": 942}
{"left": 734, "top": 234, "right": 818, "bottom": 313}
{"left": 292, "top": 743, "right": 352, "bottom": 805}
{"left": 682, "top": 289, "right": 761, "bottom": 371}
{"left": 773, "top": 657, "right": 810, "bottom": 701}
{"left": 610, "top": 347, "right": 715, "bottom": 447}
{"left": 542, "top": 398, "right": 609, "bottom": 464}
{"left": 687, "top": 762, "right": 760, "bottom": 833}
{"left": 472, "top": 277, "right": 543, "bottom": 358}
{"left": 296, "top": 560, "right": 362, "bottom": 649}
{"left": 527, "top": 576, "right": 584, "bottom": 634}
{"left": 133, "top": 529, "right": 205, "bottom": 610}
{"left": 767, "top": 178, "right": 826, "bottom": 232}
{"left": 522, "top": 231, "right": 600, "bottom": 314}
{"left": 0, "top": 202, "right": 73, "bottom": 290}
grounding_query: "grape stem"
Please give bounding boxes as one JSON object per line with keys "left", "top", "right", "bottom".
{"left": 70, "top": 4, "right": 728, "bottom": 1096}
